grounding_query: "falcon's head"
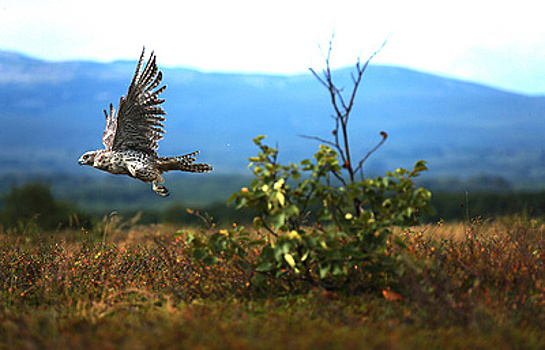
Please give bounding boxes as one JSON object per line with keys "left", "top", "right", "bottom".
{"left": 78, "top": 151, "right": 97, "bottom": 166}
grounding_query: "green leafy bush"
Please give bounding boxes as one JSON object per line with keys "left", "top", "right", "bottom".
{"left": 221, "top": 136, "right": 432, "bottom": 290}
{"left": 185, "top": 136, "right": 432, "bottom": 292}
{"left": 187, "top": 42, "right": 432, "bottom": 292}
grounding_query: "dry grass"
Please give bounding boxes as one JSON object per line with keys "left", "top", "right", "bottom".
{"left": 1, "top": 215, "right": 544, "bottom": 349}
{"left": 411, "top": 215, "right": 545, "bottom": 242}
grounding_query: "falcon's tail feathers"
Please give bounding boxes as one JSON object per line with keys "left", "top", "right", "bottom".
{"left": 158, "top": 152, "right": 213, "bottom": 173}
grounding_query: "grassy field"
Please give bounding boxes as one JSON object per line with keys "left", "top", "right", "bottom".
{"left": 1, "top": 216, "right": 544, "bottom": 349}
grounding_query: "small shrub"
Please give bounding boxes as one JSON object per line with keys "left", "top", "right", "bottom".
{"left": 187, "top": 42, "right": 432, "bottom": 293}
{"left": 186, "top": 136, "right": 432, "bottom": 293}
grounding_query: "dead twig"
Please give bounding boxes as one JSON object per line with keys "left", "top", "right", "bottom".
{"left": 303, "top": 37, "right": 388, "bottom": 215}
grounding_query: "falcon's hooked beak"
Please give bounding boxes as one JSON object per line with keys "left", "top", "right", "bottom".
{"left": 78, "top": 151, "right": 95, "bottom": 166}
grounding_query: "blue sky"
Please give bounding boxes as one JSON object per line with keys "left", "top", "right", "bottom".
{"left": 1, "top": 0, "right": 544, "bottom": 95}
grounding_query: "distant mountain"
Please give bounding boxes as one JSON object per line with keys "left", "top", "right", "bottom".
{"left": 1, "top": 50, "right": 544, "bottom": 186}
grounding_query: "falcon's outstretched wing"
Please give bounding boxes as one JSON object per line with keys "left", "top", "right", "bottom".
{"left": 102, "top": 103, "right": 116, "bottom": 150}
{"left": 102, "top": 48, "right": 167, "bottom": 154}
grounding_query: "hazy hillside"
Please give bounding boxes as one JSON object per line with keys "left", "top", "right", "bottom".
{"left": 1, "top": 50, "right": 544, "bottom": 186}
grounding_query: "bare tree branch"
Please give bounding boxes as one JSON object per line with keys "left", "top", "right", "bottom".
{"left": 345, "top": 39, "right": 388, "bottom": 120}
{"left": 309, "top": 67, "right": 330, "bottom": 90}
{"left": 304, "top": 37, "right": 387, "bottom": 216}
{"left": 354, "top": 131, "right": 389, "bottom": 178}
{"left": 330, "top": 167, "right": 347, "bottom": 187}
{"left": 298, "top": 134, "right": 337, "bottom": 148}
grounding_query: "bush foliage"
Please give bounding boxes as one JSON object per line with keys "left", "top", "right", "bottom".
{"left": 186, "top": 42, "right": 433, "bottom": 292}
{"left": 185, "top": 136, "right": 432, "bottom": 292}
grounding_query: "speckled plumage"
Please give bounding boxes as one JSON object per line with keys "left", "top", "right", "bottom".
{"left": 78, "top": 48, "right": 212, "bottom": 196}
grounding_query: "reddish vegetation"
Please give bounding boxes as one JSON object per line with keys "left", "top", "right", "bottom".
{"left": 0, "top": 217, "right": 543, "bottom": 348}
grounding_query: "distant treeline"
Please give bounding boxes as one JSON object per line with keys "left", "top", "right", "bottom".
{"left": 156, "top": 191, "right": 545, "bottom": 226}
{"left": 1, "top": 182, "right": 544, "bottom": 232}
{"left": 427, "top": 191, "right": 545, "bottom": 222}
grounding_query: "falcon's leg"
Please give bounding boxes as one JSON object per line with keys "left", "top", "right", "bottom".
{"left": 152, "top": 181, "right": 170, "bottom": 197}
{"left": 129, "top": 164, "right": 170, "bottom": 197}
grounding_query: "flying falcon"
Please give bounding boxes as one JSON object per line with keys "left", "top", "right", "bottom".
{"left": 78, "top": 48, "right": 213, "bottom": 196}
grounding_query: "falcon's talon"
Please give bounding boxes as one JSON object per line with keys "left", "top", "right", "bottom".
{"left": 77, "top": 47, "right": 213, "bottom": 197}
{"left": 152, "top": 182, "right": 170, "bottom": 196}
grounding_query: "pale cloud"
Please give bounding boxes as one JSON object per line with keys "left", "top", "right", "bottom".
{"left": 1, "top": 0, "right": 544, "bottom": 94}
